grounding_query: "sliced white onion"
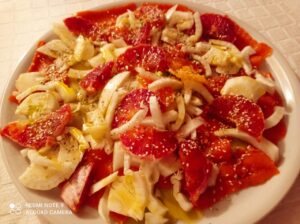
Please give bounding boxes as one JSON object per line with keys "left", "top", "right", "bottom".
{"left": 182, "top": 42, "right": 211, "bottom": 55}
{"left": 127, "top": 10, "right": 137, "bottom": 28}
{"left": 209, "top": 39, "right": 240, "bottom": 52}
{"left": 186, "top": 105, "right": 203, "bottom": 116}
{"left": 55, "top": 81, "right": 76, "bottom": 103}
{"left": 123, "top": 153, "right": 131, "bottom": 174}
{"left": 113, "top": 141, "right": 125, "bottom": 172}
{"left": 135, "top": 67, "right": 160, "bottom": 81}
{"left": 165, "top": 4, "right": 178, "bottom": 21}
{"left": 169, "top": 11, "right": 194, "bottom": 31}
{"left": 192, "top": 54, "right": 212, "bottom": 76}
{"left": 52, "top": 23, "right": 76, "bottom": 49}
{"left": 105, "top": 89, "right": 127, "bottom": 130}
{"left": 151, "top": 28, "right": 162, "bottom": 45}
{"left": 187, "top": 12, "right": 202, "bottom": 44}
{"left": 141, "top": 110, "right": 178, "bottom": 127}
{"left": 90, "top": 171, "right": 118, "bottom": 195}
{"left": 114, "top": 46, "right": 129, "bottom": 57}
{"left": 158, "top": 154, "right": 180, "bottom": 177}
{"left": 74, "top": 35, "right": 95, "bottom": 61}
{"left": 183, "top": 86, "right": 192, "bottom": 104}
{"left": 145, "top": 213, "right": 168, "bottom": 224}
{"left": 116, "top": 12, "right": 129, "bottom": 28}
{"left": 67, "top": 68, "right": 91, "bottom": 79}
{"left": 20, "top": 148, "right": 29, "bottom": 158}
{"left": 255, "top": 71, "right": 276, "bottom": 94}
{"left": 27, "top": 150, "right": 56, "bottom": 168}
{"left": 171, "top": 172, "right": 193, "bottom": 211}
{"left": 190, "top": 96, "right": 203, "bottom": 106}
{"left": 171, "top": 95, "right": 185, "bottom": 131}
{"left": 161, "top": 27, "right": 178, "bottom": 45}
{"left": 215, "top": 128, "right": 279, "bottom": 162}
{"left": 191, "top": 130, "right": 197, "bottom": 140}
{"left": 148, "top": 78, "right": 183, "bottom": 91}
{"left": 241, "top": 46, "right": 256, "bottom": 75}
{"left": 88, "top": 53, "right": 105, "bottom": 68}
{"left": 184, "top": 80, "right": 214, "bottom": 103}
{"left": 16, "top": 82, "right": 57, "bottom": 102}
{"left": 98, "top": 71, "right": 130, "bottom": 117}
{"left": 98, "top": 189, "right": 111, "bottom": 224}
{"left": 265, "top": 106, "right": 286, "bottom": 129}
{"left": 112, "top": 38, "right": 127, "bottom": 48}
{"left": 149, "top": 96, "right": 165, "bottom": 130}
{"left": 177, "top": 117, "right": 204, "bottom": 139}
{"left": 110, "top": 108, "right": 148, "bottom": 139}
{"left": 207, "top": 164, "right": 219, "bottom": 187}
{"left": 140, "top": 162, "right": 167, "bottom": 216}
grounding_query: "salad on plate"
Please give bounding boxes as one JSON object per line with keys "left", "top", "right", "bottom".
{"left": 0, "top": 2, "right": 287, "bottom": 224}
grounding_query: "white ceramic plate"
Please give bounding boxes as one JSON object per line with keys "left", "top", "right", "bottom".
{"left": 1, "top": 0, "right": 300, "bottom": 223}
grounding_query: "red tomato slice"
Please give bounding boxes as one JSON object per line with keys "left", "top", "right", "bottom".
{"left": 209, "top": 95, "right": 265, "bottom": 139}
{"left": 109, "top": 212, "right": 129, "bottom": 224}
{"left": 64, "top": 4, "right": 137, "bottom": 42}
{"left": 28, "top": 41, "right": 54, "bottom": 72}
{"left": 179, "top": 140, "right": 212, "bottom": 204}
{"left": 141, "top": 3, "right": 194, "bottom": 13}
{"left": 201, "top": 13, "right": 237, "bottom": 43}
{"left": 156, "top": 175, "right": 173, "bottom": 189}
{"left": 61, "top": 149, "right": 113, "bottom": 212}
{"left": 112, "top": 88, "right": 154, "bottom": 128}
{"left": 205, "top": 74, "right": 229, "bottom": 97}
{"left": 60, "top": 161, "right": 94, "bottom": 213}
{"left": 116, "top": 44, "right": 169, "bottom": 73}
{"left": 205, "top": 138, "right": 232, "bottom": 163}
{"left": 64, "top": 16, "right": 102, "bottom": 40}
{"left": 257, "top": 92, "right": 283, "bottom": 118}
{"left": 263, "top": 119, "right": 287, "bottom": 145}
{"left": 80, "top": 61, "right": 114, "bottom": 94}
{"left": 85, "top": 149, "right": 113, "bottom": 209}
{"left": 1, "top": 104, "right": 72, "bottom": 149}
{"left": 134, "top": 4, "right": 166, "bottom": 29}
{"left": 195, "top": 147, "right": 278, "bottom": 209}
{"left": 77, "top": 3, "right": 137, "bottom": 22}
{"left": 120, "top": 125, "right": 178, "bottom": 159}
{"left": 154, "top": 87, "right": 175, "bottom": 108}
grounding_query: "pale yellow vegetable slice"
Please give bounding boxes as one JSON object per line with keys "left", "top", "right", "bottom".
{"left": 15, "top": 92, "right": 59, "bottom": 120}
{"left": 171, "top": 94, "right": 185, "bottom": 131}
{"left": 98, "top": 190, "right": 112, "bottom": 224}
{"left": 148, "top": 78, "right": 183, "bottom": 91}
{"left": 52, "top": 23, "right": 76, "bottom": 49}
{"left": 107, "top": 171, "right": 148, "bottom": 221}
{"left": 98, "top": 71, "right": 131, "bottom": 117}
{"left": 265, "top": 106, "right": 286, "bottom": 129}
{"left": 15, "top": 72, "right": 45, "bottom": 93}
{"left": 37, "top": 39, "right": 71, "bottom": 58}
{"left": 149, "top": 95, "right": 165, "bottom": 130}
{"left": 221, "top": 76, "right": 266, "bottom": 102}
{"left": 171, "top": 172, "right": 193, "bottom": 211}
{"left": 110, "top": 108, "right": 148, "bottom": 139}
{"left": 90, "top": 171, "right": 118, "bottom": 195}
{"left": 74, "top": 35, "right": 95, "bottom": 61}
{"left": 69, "top": 127, "right": 90, "bottom": 151}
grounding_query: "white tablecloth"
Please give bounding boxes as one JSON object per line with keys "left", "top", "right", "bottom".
{"left": 0, "top": 0, "right": 300, "bottom": 223}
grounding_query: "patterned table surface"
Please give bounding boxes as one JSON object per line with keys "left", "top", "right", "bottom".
{"left": 0, "top": 0, "right": 300, "bottom": 223}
